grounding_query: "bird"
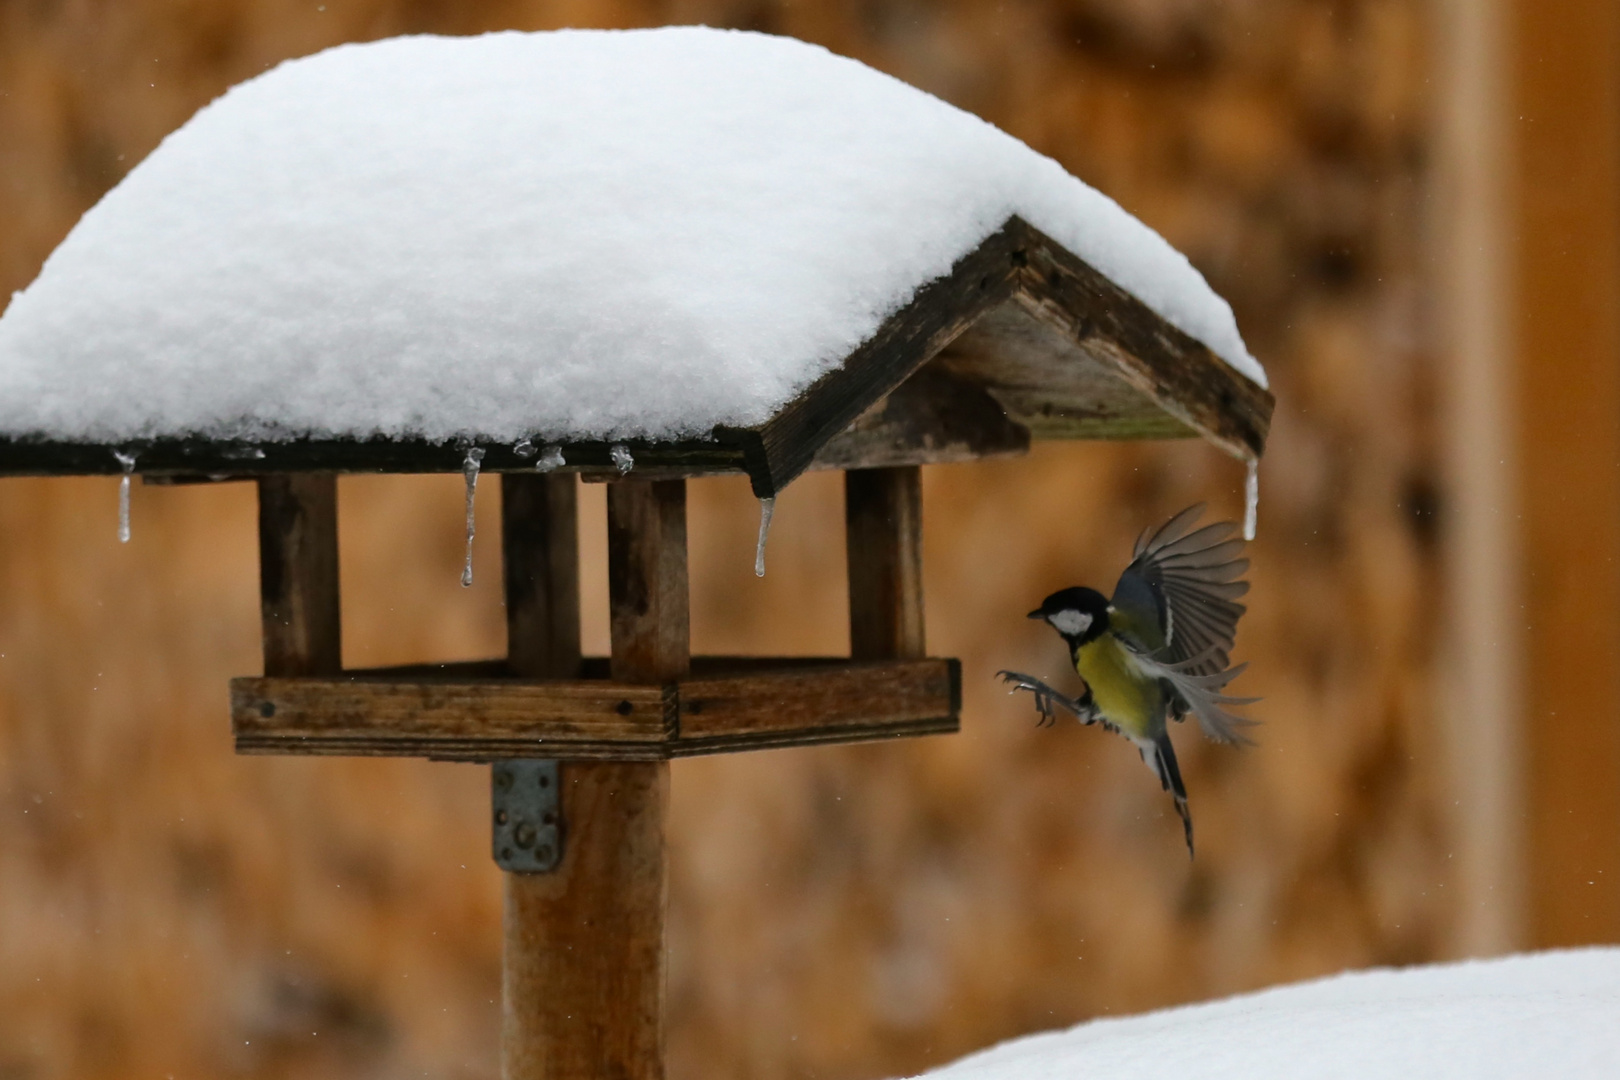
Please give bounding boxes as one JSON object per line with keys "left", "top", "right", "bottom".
{"left": 998, "top": 504, "right": 1257, "bottom": 858}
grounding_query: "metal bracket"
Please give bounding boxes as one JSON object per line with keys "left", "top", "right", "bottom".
{"left": 492, "top": 760, "right": 563, "bottom": 873}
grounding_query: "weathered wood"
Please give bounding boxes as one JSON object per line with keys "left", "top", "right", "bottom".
{"left": 846, "top": 467, "right": 926, "bottom": 662}
{"left": 809, "top": 360, "right": 1030, "bottom": 471}
{"left": 608, "top": 480, "right": 690, "bottom": 684}
{"left": 257, "top": 474, "right": 341, "bottom": 677}
{"left": 231, "top": 676, "right": 676, "bottom": 759}
{"left": 674, "top": 659, "right": 958, "bottom": 755}
{"left": 503, "top": 472, "right": 581, "bottom": 679}
{"left": 509, "top": 478, "right": 686, "bottom": 1080}
{"left": 1006, "top": 219, "right": 1271, "bottom": 461}
{"left": 728, "top": 222, "right": 1025, "bottom": 496}
{"left": 231, "top": 659, "right": 959, "bottom": 760}
{"left": 936, "top": 302, "right": 1201, "bottom": 442}
{"left": 0, "top": 434, "right": 748, "bottom": 481}
{"left": 504, "top": 762, "right": 668, "bottom": 1080}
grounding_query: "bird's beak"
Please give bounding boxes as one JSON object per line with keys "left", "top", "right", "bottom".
{"left": 1027, "top": 609, "right": 1044, "bottom": 620}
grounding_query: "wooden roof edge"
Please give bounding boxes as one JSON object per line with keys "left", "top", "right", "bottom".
{"left": 0, "top": 218, "right": 1270, "bottom": 490}
{"left": 0, "top": 433, "right": 750, "bottom": 480}
{"left": 1005, "top": 217, "right": 1273, "bottom": 463}
{"left": 735, "top": 216, "right": 1271, "bottom": 496}
{"left": 735, "top": 218, "right": 1029, "bottom": 496}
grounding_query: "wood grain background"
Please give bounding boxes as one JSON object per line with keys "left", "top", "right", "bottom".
{"left": 0, "top": 2, "right": 1458, "bottom": 1078}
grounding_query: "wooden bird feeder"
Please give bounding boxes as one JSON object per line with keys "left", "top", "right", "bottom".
{"left": 0, "top": 214, "right": 1271, "bottom": 1077}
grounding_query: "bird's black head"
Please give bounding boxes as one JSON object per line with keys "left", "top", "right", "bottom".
{"left": 1029, "top": 586, "right": 1109, "bottom": 645}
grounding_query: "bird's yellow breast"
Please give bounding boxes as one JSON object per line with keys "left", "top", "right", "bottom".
{"left": 1075, "top": 634, "right": 1160, "bottom": 738}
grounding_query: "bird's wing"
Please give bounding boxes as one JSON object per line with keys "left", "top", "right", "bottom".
{"left": 1113, "top": 503, "right": 1250, "bottom": 678}
{"left": 1129, "top": 649, "right": 1259, "bottom": 746}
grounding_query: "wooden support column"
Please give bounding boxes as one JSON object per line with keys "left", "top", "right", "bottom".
{"left": 256, "top": 473, "right": 341, "bottom": 676}
{"left": 502, "top": 473, "right": 581, "bottom": 679}
{"left": 845, "top": 466, "right": 925, "bottom": 661}
{"left": 502, "top": 478, "right": 681, "bottom": 1080}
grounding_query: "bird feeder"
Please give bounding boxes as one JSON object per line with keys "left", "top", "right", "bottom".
{"left": 0, "top": 29, "right": 1271, "bottom": 1080}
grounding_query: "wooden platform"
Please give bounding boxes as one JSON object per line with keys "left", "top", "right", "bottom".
{"left": 232, "top": 657, "right": 961, "bottom": 761}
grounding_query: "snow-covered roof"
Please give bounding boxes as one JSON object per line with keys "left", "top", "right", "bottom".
{"left": 0, "top": 27, "right": 1270, "bottom": 494}
{"left": 911, "top": 948, "right": 1620, "bottom": 1080}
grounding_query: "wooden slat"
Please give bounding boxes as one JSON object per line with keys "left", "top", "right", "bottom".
{"left": 231, "top": 676, "right": 676, "bottom": 759}
{"left": 846, "top": 466, "right": 926, "bottom": 662}
{"left": 229, "top": 658, "right": 958, "bottom": 760}
{"left": 0, "top": 434, "right": 748, "bottom": 480}
{"left": 673, "top": 659, "right": 958, "bottom": 756}
{"left": 257, "top": 473, "right": 341, "bottom": 677}
{"left": 503, "top": 472, "right": 581, "bottom": 679}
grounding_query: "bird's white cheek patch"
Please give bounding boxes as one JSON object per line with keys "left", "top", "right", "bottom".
{"left": 1050, "top": 610, "right": 1092, "bottom": 636}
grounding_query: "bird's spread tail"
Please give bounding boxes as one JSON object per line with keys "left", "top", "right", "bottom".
{"left": 1144, "top": 733, "right": 1194, "bottom": 859}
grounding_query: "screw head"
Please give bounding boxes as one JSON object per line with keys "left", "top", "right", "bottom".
{"left": 514, "top": 822, "right": 537, "bottom": 849}
{"left": 259, "top": 701, "right": 276, "bottom": 718}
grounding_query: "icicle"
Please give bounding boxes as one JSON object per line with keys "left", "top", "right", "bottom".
{"left": 461, "top": 447, "right": 485, "bottom": 587}
{"left": 536, "top": 445, "right": 565, "bottom": 472}
{"left": 610, "top": 444, "right": 634, "bottom": 475}
{"left": 1243, "top": 457, "right": 1259, "bottom": 542}
{"left": 753, "top": 496, "right": 776, "bottom": 577}
{"left": 513, "top": 438, "right": 537, "bottom": 460}
{"left": 113, "top": 450, "right": 137, "bottom": 543}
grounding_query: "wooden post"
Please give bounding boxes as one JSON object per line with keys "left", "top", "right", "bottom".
{"left": 256, "top": 473, "right": 341, "bottom": 676}
{"left": 502, "top": 477, "right": 681, "bottom": 1080}
{"left": 607, "top": 480, "right": 690, "bottom": 683}
{"left": 845, "top": 466, "right": 925, "bottom": 661}
{"left": 502, "top": 473, "right": 581, "bottom": 679}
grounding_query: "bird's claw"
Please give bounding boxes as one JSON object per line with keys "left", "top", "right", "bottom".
{"left": 997, "top": 670, "right": 1094, "bottom": 727}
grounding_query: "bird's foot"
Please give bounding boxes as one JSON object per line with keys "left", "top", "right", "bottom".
{"left": 997, "top": 670, "right": 1094, "bottom": 726}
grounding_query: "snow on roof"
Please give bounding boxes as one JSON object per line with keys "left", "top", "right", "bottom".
{"left": 0, "top": 27, "right": 1264, "bottom": 447}
{"left": 910, "top": 948, "right": 1620, "bottom": 1080}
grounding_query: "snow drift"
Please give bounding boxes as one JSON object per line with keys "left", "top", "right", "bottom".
{"left": 908, "top": 948, "right": 1620, "bottom": 1080}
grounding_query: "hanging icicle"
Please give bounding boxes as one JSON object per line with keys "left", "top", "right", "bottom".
{"left": 610, "top": 444, "right": 634, "bottom": 475}
{"left": 112, "top": 450, "right": 137, "bottom": 543}
{"left": 461, "top": 447, "right": 485, "bottom": 587}
{"left": 536, "top": 445, "right": 565, "bottom": 472}
{"left": 512, "top": 437, "right": 537, "bottom": 460}
{"left": 753, "top": 496, "right": 776, "bottom": 577}
{"left": 1243, "top": 457, "right": 1259, "bottom": 542}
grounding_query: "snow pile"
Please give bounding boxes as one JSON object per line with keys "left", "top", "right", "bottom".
{"left": 909, "top": 948, "right": 1620, "bottom": 1080}
{"left": 0, "top": 27, "right": 1263, "bottom": 446}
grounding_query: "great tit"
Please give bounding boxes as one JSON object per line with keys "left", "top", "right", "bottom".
{"left": 999, "top": 504, "right": 1256, "bottom": 857}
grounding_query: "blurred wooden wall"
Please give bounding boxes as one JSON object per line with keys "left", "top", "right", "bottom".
{"left": 1506, "top": 0, "right": 1620, "bottom": 947}
{"left": 0, "top": 2, "right": 1456, "bottom": 1079}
